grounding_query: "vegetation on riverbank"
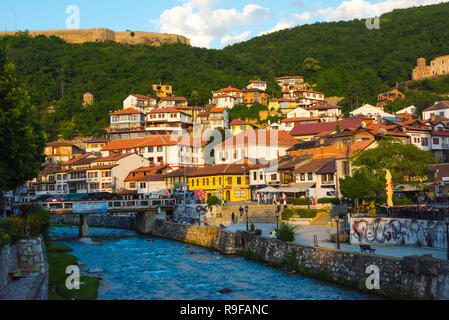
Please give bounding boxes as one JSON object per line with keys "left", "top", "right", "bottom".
{"left": 47, "top": 242, "right": 99, "bottom": 300}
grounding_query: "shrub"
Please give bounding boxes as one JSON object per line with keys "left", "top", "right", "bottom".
{"left": 293, "top": 209, "right": 323, "bottom": 218}
{"left": 282, "top": 208, "right": 294, "bottom": 221}
{"left": 374, "top": 196, "right": 413, "bottom": 206}
{"left": 250, "top": 223, "right": 255, "bottom": 232}
{"left": 25, "top": 205, "right": 51, "bottom": 238}
{"left": 255, "top": 229, "right": 262, "bottom": 236}
{"left": 0, "top": 217, "right": 24, "bottom": 243}
{"left": 275, "top": 223, "right": 299, "bottom": 242}
{"left": 293, "top": 198, "right": 309, "bottom": 205}
{"left": 318, "top": 198, "right": 340, "bottom": 205}
{"left": 206, "top": 195, "right": 220, "bottom": 206}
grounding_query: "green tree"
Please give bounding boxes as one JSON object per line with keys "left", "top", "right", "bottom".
{"left": 0, "top": 50, "right": 45, "bottom": 197}
{"left": 303, "top": 58, "right": 321, "bottom": 72}
{"left": 339, "top": 168, "right": 380, "bottom": 207}
{"left": 188, "top": 90, "right": 200, "bottom": 106}
{"left": 352, "top": 137, "right": 434, "bottom": 186}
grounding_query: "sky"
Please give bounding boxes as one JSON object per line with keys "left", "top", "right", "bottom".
{"left": 0, "top": 0, "right": 447, "bottom": 49}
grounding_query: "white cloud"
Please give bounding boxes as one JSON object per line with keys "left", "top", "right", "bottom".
{"left": 313, "top": 0, "right": 449, "bottom": 22}
{"left": 221, "top": 31, "right": 252, "bottom": 46}
{"left": 156, "top": 0, "right": 269, "bottom": 48}
{"left": 258, "top": 19, "right": 293, "bottom": 36}
{"left": 258, "top": 12, "right": 311, "bottom": 36}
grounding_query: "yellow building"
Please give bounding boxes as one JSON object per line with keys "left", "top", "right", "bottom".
{"left": 152, "top": 83, "right": 173, "bottom": 97}
{"left": 268, "top": 99, "right": 298, "bottom": 114}
{"left": 187, "top": 164, "right": 250, "bottom": 202}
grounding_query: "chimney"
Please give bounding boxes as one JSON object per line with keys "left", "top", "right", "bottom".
{"left": 245, "top": 117, "right": 249, "bottom": 122}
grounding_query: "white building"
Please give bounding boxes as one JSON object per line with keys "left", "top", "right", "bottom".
{"left": 349, "top": 104, "right": 394, "bottom": 118}
{"left": 210, "top": 86, "right": 243, "bottom": 109}
{"left": 123, "top": 94, "right": 157, "bottom": 114}
{"left": 145, "top": 107, "right": 192, "bottom": 135}
{"left": 396, "top": 105, "right": 416, "bottom": 115}
{"left": 246, "top": 80, "right": 267, "bottom": 91}
{"left": 286, "top": 107, "right": 311, "bottom": 119}
{"left": 422, "top": 101, "right": 449, "bottom": 121}
{"left": 86, "top": 153, "right": 149, "bottom": 193}
{"left": 158, "top": 97, "right": 188, "bottom": 108}
{"left": 214, "top": 130, "right": 298, "bottom": 165}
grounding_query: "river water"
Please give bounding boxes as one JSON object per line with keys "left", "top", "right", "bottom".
{"left": 51, "top": 226, "right": 380, "bottom": 300}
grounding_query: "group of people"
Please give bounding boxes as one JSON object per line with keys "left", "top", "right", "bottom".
{"left": 2, "top": 203, "right": 20, "bottom": 217}
{"left": 256, "top": 192, "right": 288, "bottom": 207}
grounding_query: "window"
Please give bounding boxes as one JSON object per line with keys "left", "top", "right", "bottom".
{"left": 422, "top": 138, "right": 429, "bottom": 146}
{"left": 148, "top": 147, "right": 154, "bottom": 152}
{"left": 203, "top": 178, "right": 205, "bottom": 185}
{"left": 300, "top": 173, "right": 306, "bottom": 181}
{"left": 213, "top": 178, "right": 215, "bottom": 185}
{"left": 308, "top": 173, "right": 313, "bottom": 180}
{"left": 228, "top": 177, "right": 232, "bottom": 185}
{"left": 157, "top": 146, "right": 163, "bottom": 152}
{"left": 130, "top": 183, "right": 136, "bottom": 188}
{"left": 140, "top": 182, "right": 146, "bottom": 189}
{"left": 271, "top": 174, "right": 277, "bottom": 181}
{"left": 260, "top": 173, "right": 263, "bottom": 180}
{"left": 237, "top": 177, "right": 242, "bottom": 185}
{"left": 157, "top": 157, "right": 163, "bottom": 163}
{"left": 206, "top": 178, "right": 209, "bottom": 186}
{"left": 219, "top": 177, "right": 222, "bottom": 185}
{"left": 253, "top": 172, "right": 257, "bottom": 180}
{"left": 433, "top": 138, "right": 440, "bottom": 145}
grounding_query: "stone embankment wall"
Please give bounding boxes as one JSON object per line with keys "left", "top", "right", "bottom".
{"left": 149, "top": 220, "right": 449, "bottom": 300}
{"left": 0, "top": 237, "right": 48, "bottom": 300}
{"left": 151, "top": 220, "right": 236, "bottom": 254}
{"left": 51, "top": 214, "right": 136, "bottom": 230}
{"left": 209, "top": 204, "right": 331, "bottom": 225}
{"left": 0, "top": 28, "right": 190, "bottom": 46}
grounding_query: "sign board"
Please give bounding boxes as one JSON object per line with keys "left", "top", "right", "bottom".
{"left": 72, "top": 202, "right": 108, "bottom": 214}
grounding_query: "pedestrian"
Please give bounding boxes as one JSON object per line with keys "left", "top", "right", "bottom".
{"left": 239, "top": 206, "right": 244, "bottom": 218}
{"left": 257, "top": 193, "right": 261, "bottom": 205}
{"left": 263, "top": 193, "right": 267, "bottom": 205}
{"left": 5, "top": 203, "right": 11, "bottom": 217}
{"left": 231, "top": 212, "right": 235, "bottom": 224}
{"left": 283, "top": 196, "right": 287, "bottom": 210}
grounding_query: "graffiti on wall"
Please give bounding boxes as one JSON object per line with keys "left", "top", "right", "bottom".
{"left": 349, "top": 217, "right": 447, "bottom": 249}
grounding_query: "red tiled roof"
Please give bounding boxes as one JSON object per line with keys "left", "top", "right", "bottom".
{"left": 423, "top": 101, "right": 449, "bottom": 112}
{"left": 210, "top": 107, "right": 225, "bottom": 113}
{"left": 46, "top": 141, "right": 77, "bottom": 147}
{"left": 149, "top": 107, "right": 183, "bottom": 114}
{"left": 132, "top": 94, "right": 156, "bottom": 100}
{"left": 88, "top": 165, "right": 118, "bottom": 170}
{"left": 187, "top": 164, "right": 248, "bottom": 177}
{"left": 230, "top": 119, "right": 250, "bottom": 126}
{"left": 294, "top": 158, "right": 334, "bottom": 173}
{"left": 431, "top": 131, "right": 449, "bottom": 136}
{"left": 215, "top": 86, "right": 242, "bottom": 93}
{"left": 281, "top": 117, "right": 318, "bottom": 123}
{"left": 93, "top": 154, "right": 133, "bottom": 162}
{"left": 218, "top": 130, "right": 298, "bottom": 148}
{"left": 198, "top": 112, "right": 210, "bottom": 116}
{"left": 159, "top": 97, "right": 187, "bottom": 101}
{"left": 290, "top": 118, "right": 363, "bottom": 137}
{"left": 109, "top": 108, "right": 142, "bottom": 116}
{"left": 62, "top": 153, "right": 91, "bottom": 166}
{"left": 308, "top": 103, "right": 342, "bottom": 110}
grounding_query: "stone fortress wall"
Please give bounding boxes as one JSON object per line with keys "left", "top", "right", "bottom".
{"left": 0, "top": 28, "right": 190, "bottom": 46}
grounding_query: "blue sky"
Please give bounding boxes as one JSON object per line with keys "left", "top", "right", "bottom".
{"left": 0, "top": 0, "right": 446, "bottom": 48}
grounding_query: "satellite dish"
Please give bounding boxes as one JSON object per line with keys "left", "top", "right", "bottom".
{"left": 378, "top": 128, "right": 387, "bottom": 136}
{"left": 361, "top": 121, "right": 366, "bottom": 128}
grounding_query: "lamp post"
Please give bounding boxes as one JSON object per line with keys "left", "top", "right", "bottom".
{"left": 336, "top": 215, "right": 341, "bottom": 250}
{"left": 445, "top": 212, "right": 449, "bottom": 260}
{"left": 245, "top": 205, "right": 249, "bottom": 231}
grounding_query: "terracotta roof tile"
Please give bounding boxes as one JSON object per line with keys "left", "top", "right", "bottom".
{"left": 187, "top": 164, "right": 248, "bottom": 177}
{"left": 290, "top": 118, "right": 363, "bottom": 136}
{"left": 109, "top": 108, "right": 142, "bottom": 116}
{"left": 218, "top": 130, "right": 298, "bottom": 148}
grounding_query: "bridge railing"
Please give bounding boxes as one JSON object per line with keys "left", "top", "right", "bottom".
{"left": 35, "top": 198, "right": 176, "bottom": 213}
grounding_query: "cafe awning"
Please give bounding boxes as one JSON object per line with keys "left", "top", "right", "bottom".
{"left": 256, "top": 187, "right": 279, "bottom": 193}
{"left": 278, "top": 182, "right": 316, "bottom": 193}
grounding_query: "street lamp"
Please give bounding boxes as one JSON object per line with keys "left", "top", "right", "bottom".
{"left": 245, "top": 205, "right": 249, "bottom": 231}
{"left": 335, "top": 215, "right": 341, "bottom": 250}
{"left": 445, "top": 211, "right": 449, "bottom": 260}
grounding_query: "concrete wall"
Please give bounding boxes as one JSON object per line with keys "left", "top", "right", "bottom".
{"left": 350, "top": 217, "right": 448, "bottom": 249}
{"left": 0, "top": 244, "right": 18, "bottom": 289}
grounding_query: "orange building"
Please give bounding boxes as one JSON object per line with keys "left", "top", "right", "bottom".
{"left": 376, "top": 89, "right": 405, "bottom": 109}
{"left": 44, "top": 141, "right": 84, "bottom": 164}
{"left": 243, "top": 88, "right": 268, "bottom": 105}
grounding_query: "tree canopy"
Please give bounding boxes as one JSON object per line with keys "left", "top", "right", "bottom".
{"left": 0, "top": 50, "right": 45, "bottom": 196}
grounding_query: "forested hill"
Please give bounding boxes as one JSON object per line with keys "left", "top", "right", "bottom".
{"left": 1, "top": 2, "right": 449, "bottom": 140}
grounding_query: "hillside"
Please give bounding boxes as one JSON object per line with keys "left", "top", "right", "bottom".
{"left": 1, "top": 2, "right": 449, "bottom": 139}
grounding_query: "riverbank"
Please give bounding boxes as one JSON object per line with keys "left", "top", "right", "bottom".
{"left": 50, "top": 215, "right": 449, "bottom": 299}
{"left": 47, "top": 242, "right": 99, "bottom": 300}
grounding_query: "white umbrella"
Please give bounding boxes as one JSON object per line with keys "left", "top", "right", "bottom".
{"left": 256, "top": 187, "right": 279, "bottom": 193}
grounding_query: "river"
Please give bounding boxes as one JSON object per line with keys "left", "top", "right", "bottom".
{"left": 51, "top": 226, "right": 380, "bottom": 300}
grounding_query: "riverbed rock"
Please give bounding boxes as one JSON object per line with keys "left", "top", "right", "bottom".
{"left": 79, "top": 238, "right": 99, "bottom": 246}
{"left": 219, "top": 288, "right": 232, "bottom": 294}
{"left": 88, "top": 268, "right": 104, "bottom": 274}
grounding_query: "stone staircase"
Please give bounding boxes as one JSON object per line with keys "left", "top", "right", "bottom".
{"left": 310, "top": 211, "right": 333, "bottom": 226}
